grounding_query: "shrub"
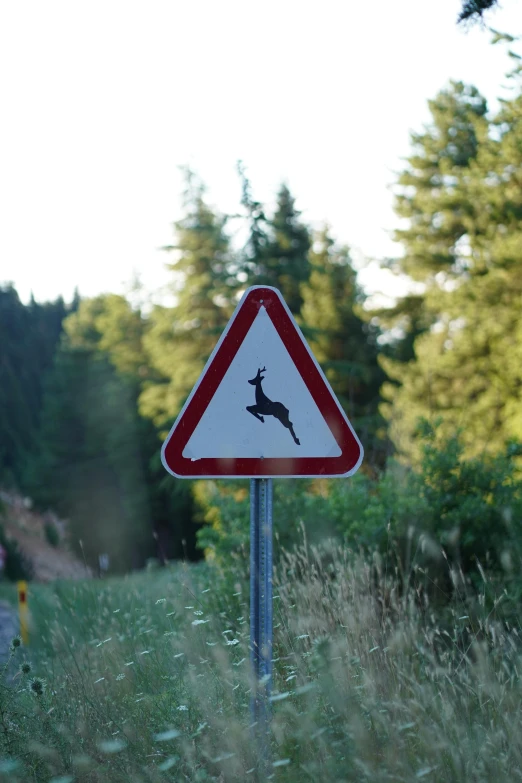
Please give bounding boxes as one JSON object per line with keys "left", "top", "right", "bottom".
{"left": 44, "top": 521, "right": 60, "bottom": 547}
{"left": 0, "top": 524, "right": 33, "bottom": 582}
{"left": 195, "top": 478, "right": 331, "bottom": 566}
{"left": 196, "top": 419, "right": 522, "bottom": 601}
{"left": 328, "top": 419, "right": 522, "bottom": 598}
{"left": 411, "top": 420, "right": 521, "bottom": 567}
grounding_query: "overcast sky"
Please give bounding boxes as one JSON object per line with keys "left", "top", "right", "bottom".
{"left": 1, "top": 0, "right": 520, "bottom": 305}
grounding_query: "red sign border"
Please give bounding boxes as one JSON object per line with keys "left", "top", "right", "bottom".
{"left": 161, "top": 286, "right": 363, "bottom": 478}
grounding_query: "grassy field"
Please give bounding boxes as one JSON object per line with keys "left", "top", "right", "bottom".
{"left": 0, "top": 541, "right": 521, "bottom": 782}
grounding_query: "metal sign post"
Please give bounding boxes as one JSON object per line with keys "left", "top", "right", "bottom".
{"left": 250, "top": 478, "right": 273, "bottom": 776}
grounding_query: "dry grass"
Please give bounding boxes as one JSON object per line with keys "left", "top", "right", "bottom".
{"left": 0, "top": 541, "right": 521, "bottom": 782}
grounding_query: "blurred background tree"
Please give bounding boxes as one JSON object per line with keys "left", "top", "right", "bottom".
{"left": 0, "top": 284, "right": 72, "bottom": 488}
{"left": 300, "top": 228, "right": 387, "bottom": 465}
{"left": 458, "top": 0, "right": 500, "bottom": 24}
{"left": 2, "top": 37, "right": 521, "bottom": 581}
{"left": 22, "top": 296, "right": 157, "bottom": 572}
{"left": 378, "top": 69, "right": 522, "bottom": 462}
{"left": 139, "top": 170, "right": 236, "bottom": 433}
{"left": 238, "top": 168, "right": 311, "bottom": 314}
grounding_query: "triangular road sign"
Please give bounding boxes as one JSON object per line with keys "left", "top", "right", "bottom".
{"left": 161, "top": 286, "right": 363, "bottom": 478}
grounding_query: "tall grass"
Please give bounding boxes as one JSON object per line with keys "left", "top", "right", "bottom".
{"left": 0, "top": 541, "right": 521, "bottom": 782}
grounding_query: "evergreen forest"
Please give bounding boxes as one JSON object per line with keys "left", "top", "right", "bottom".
{"left": 1, "top": 37, "right": 521, "bottom": 598}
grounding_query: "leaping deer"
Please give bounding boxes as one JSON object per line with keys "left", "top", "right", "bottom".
{"left": 246, "top": 367, "right": 300, "bottom": 445}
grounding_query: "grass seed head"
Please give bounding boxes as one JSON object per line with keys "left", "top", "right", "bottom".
{"left": 10, "top": 635, "right": 22, "bottom": 652}
{"left": 30, "top": 677, "right": 46, "bottom": 696}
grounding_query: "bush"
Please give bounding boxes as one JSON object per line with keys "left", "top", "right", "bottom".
{"left": 413, "top": 419, "right": 522, "bottom": 571}
{"left": 43, "top": 521, "right": 60, "bottom": 547}
{"left": 0, "top": 524, "right": 33, "bottom": 582}
{"left": 195, "top": 478, "right": 331, "bottom": 566}
{"left": 196, "top": 419, "right": 522, "bottom": 600}
{"left": 328, "top": 419, "right": 522, "bottom": 597}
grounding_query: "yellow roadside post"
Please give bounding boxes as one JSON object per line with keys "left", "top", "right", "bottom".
{"left": 17, "top": 581, "right": 29, "bottom": 645}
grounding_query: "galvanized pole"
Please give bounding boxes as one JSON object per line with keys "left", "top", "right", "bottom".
{"left": 250, "top": 478, "right": 273, "bottom": 777}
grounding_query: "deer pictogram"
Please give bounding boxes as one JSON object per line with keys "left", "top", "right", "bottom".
{"left": 247, "top": 367, "right": 300, "bottom": 445}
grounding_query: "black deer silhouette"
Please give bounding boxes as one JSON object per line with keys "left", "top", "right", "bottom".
{"left": 246, "top": 367, "right": 300, "bottom": 445}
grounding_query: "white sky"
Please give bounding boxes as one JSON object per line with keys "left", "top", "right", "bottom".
{"left": 1, "top": 0, "right": 520, "bottom": 305}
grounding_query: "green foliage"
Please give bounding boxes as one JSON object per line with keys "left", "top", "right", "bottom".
{"left": 0, "top": 524, "right": 33, "bottom": 582}
{"left": 43, "top": 522, "right": 60, "bottom": 548}
{"left": 392, "top": 80, "right": 488, "bottom": 282}
{"left": 326, "top": 467, "right": 424, "bottom": 547}
{"left": 25, "top": 291, "right": 201, "bottom": 570}
{"left": 149, "top": 448, "right": 198, "bottom": 562}
{"left": 193, "top": 481, "right": 250, "bottom": 563}
{"left": 196, "top": 422, "right": 522, "bottom": 600}
{"left": 239, "top": 172, "right": 311, "bottom": 314}
{"left": 195, "top": 480, "right": 331, "bottom": 565}
{"left": 64, "top": 293, "right": 148, "bottom": 379}
{"left": 140, "top": 172, "right": 236, "bottom": 432}
{"left": 0, "top": 285, "right": 68, "bottom": 487}
{"left": 301, "top": 228, "right": 387, "bottom": 463}
{"left": 24, "top": 299, "right": 156, "bottom": 573}
{"left": 414, "top": 420, "right": 522, "bottom": 567}
{"left": 380, "top": 65, "right": 522, "bottom": 462}
{"left": 329, "top": 421, "right": 522, "bottom": 591}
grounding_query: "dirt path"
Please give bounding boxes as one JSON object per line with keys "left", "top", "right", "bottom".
{"left": 0, "top": 601, "right": 18, "bottom": 665}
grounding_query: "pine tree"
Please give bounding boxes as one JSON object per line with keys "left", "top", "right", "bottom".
{"left": 393, "top": 81, "right": 489, "bottom": 282}
{"left": 300, "top": 229, "right": 386, "bottom": 464}
{"left": 140, "top": 174, "right": 235, "bottom": 430}
{"left": 24, "top": 296, "right": 157, "bottom": 572}
{"left": 239, "top": 172, "right": 311, "bottom": 314}
{"left": 381, "top": 66, "right": 522, "bottom": 460}
{"left": 0, "top": 285, "right": 68, "bottom": 487}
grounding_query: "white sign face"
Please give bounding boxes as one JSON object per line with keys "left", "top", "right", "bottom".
{"left": 182, "top": 306, "right": 342, "bottom": 462}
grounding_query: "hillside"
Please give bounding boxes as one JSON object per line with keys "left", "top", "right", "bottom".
{"left": 0, "top": 490, "right": 92, "bottom": 582}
